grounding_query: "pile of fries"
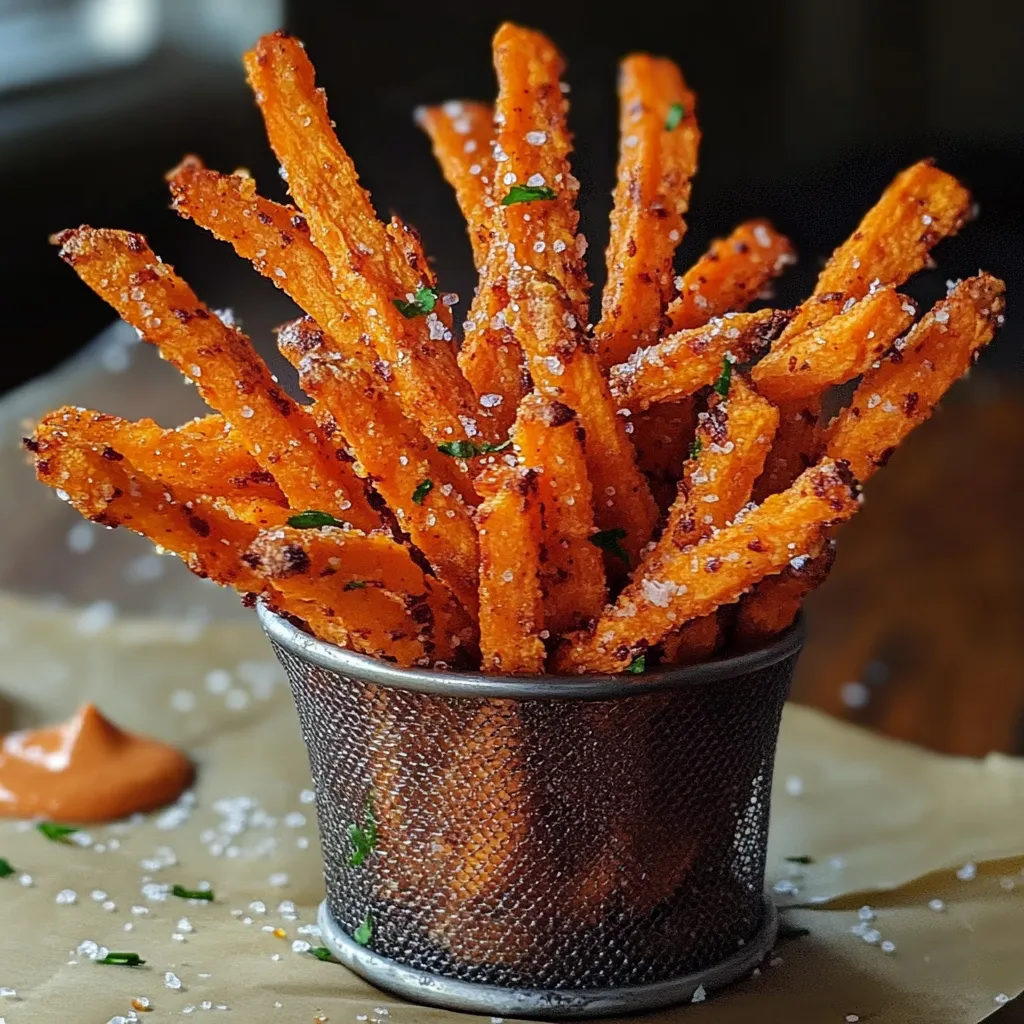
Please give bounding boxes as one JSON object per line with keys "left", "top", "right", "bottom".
{"left": 28, "top": 25, "right": 1005, "bottom": 676}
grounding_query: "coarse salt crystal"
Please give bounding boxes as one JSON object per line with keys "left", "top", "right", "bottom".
{"left": 55, "top": 889, "right": 77, "bottom": 905}
{"left": 164, "top": 971, "right": 182, "bottom": 990}
{"left": 785, "top": 776, "right": 804, "bottom": 797}
{"left": 525, "top": 131, "right": 547, "bottom": 145}
{"left": 957, "top": 862, "right": 976, "bottom": 881}
{"left": 268, "top": 872, "right": 289, "bottom": 888}
{"left": 934, "top": 309, "right": 950, "bottom": 323}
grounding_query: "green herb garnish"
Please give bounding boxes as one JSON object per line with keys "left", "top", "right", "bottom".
{"left": 347, "top": 795, "right": 378, "bottom": 867}
{"left": 688, "top": 436, "right": 703, "bottom": 460}
{"left": 437, "top": 439, "right": 513, "bottom": 458}
{"left": 97, "top": 952, "right": 146, "bottom": 966}
{"left": 353, "top": 912, "right": 373, "bottom": 946}
{"left": 626, "top": 654, "right": 646, "bottom": 674}
{"left": 665, "top": 102, "right": 686, "bottom": 130}
{"left": 308, "top": 946, "right": 334, "bottom": 961}
{"left": 37, "top": 822, "right": 79, "bottom": 844}
{"left": 412, "top": 479, "right": 434, "bottom": 505}
{"left": 589, "top": 527, "right": 630, "bottom": 564}
{"left": 501, "top": 184, "right": 557, "bottom": 206}
{"left": 713, "top": 357, "right": 732, "bottom": 398}
{"left": 172, "top": 884, "right": 214, "bottom": 902}
{"left": 344, "top": 580, "right": 367, "bottom": 591}
{"left": 775, "top": 924, "right": 811, "bottom": 944}
{"left": 287, "top": 510, "right": 346, "bottom": 529}
{"left": 393, "top": 287, "right": 439, "bottom": 319}
{"left": 785, "top": 855, "right": 814, "bottom": 865}
{"left": 0, "top": 858, "right": 14, "bottom": 878}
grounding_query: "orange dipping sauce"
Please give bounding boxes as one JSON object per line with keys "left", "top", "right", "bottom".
{"left": 0, "top": 704, "right": 192, "bottom": 822}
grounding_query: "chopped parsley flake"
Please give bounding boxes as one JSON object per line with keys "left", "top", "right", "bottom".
{"left": 37, "top": 822, "right": 79, "bottom": 844}
{"left": 0, "top": 858, "right": 14, "bottom": 878}
{"left": 308, "top": 946, "right": 334, "bottom": 961}
{"left": 347, "top": 795, "right": 378, "bottom": 867}
{"left": 501, "top": 184, "right": 557, "bottom": 206}
{"left": 665, "top": 102, "right": 686, "bottom": 130}
{"left": 393, "top": 287, "right": 439, "bottom": 319}
{"left": 172, "top": 884, "right": 214, "bottom": 902}
{"left": 353, "top": 912, "right": 373, "bottom": 946}
{"left": 287, "top": 510, "right": 346, "bottom": 529}
{"left": 713, "top": 357, "right": 732, "bottom": 397}
{"left": 589, "top": 527, "right": 630, "bottom": 564}
{"left": 688, "top": 436, "right": 703, "bottom": 460}
{"left": 625, "top": 654, "right": 646, "bottom": 674}
{"left": 97, "top": 952, "right": 146, "bottom": 967}
{"left": 437, "top": 439, "right": 512, "bottom": 458}
{"left": 412, "top": 479, "right": 434, "bottom": 505}
{"left": 343, "top": 580, "right": 367, "bottom": 591}
{"left": 785, "top": 855, "right": 814, "bottom": 865}
{"left": 776, "top": 924, "right": 811, "bottom": 943}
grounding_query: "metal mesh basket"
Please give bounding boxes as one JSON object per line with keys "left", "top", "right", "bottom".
{"left": 258, "top": 603, "right": 803, "bottom": 1018}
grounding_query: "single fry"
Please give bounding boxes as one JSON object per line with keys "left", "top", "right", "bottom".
{"left": 752, "top": 398, "right": 822, "bottom": 502}
{"left": 520, "top": 276, "right": 659, "bottom": 564}
{"left": 490, "top": 23, "right": 589, "bottom": 318}
{"left": 826, "top": 274, "right": 1005, "bottom": 481}
{"left": 415, "top": 101, "right": 495, "bottom": 269}
{"left": 49, "top": 409, "right": 287, "bottom": 508}
{"left": 753, "top": 286, "right": 916, "bottom": 404}
{"left": 655, "top": 375, "right": 780, "bottom": 554}
{"left": 277, "top": 317, "right": 480, "bottom": 615}
{"left": 780, "top": 160, "right": 971, "bottom": 340}
{"left": 51, "top": 227, "right": 379, "bottom": 530}
{"left": 596, "top": 55, "right": 699, "bottom": 369}
{"left": 244, "top": 33, "right": 487, "bottom": 446}
{"left": 668, "top": 220, "right": 794, "bottom": 330}
{"left": 553, "top": 459, "right": 860, "bottom": 674}
{"left": 609, "top": 307, "right": 790, "bottom": 412}
{"left": 458, "top": 273, "right": 529, "bottom": 438}
{"left": 476, "top": 466, "right": 545, "bottom": 674}
{"left": 734, "top": 540, "right": 835, "bottom": 649}
{"left": 661, "top": 612, "right": 723, "bottom": 664}
{"left": 513, "top": 394, "right": 607, "bottom": 633}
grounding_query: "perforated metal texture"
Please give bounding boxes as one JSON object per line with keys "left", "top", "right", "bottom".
{"left": 269, "top": 639, "right": 796, "bottom": 990}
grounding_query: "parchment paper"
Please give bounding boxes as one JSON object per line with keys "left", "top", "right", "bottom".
{"left": 1, "top": 325, "right": 1022, "bottom": 1023}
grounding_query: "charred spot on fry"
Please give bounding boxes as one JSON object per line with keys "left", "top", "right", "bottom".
{"left": 589, "top": 527, "right": 630, "bottom": 564}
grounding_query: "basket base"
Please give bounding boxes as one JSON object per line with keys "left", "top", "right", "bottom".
{"left": 316, "top": 896, "right": 778, "bottom": 1019}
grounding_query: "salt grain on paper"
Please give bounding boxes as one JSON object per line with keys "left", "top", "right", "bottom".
{"left": 956, "top": 862, "right": 977, "bottom": 881}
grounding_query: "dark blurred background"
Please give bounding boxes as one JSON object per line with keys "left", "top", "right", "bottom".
{"left": 0, "top": 0, "right": 1022, "bottom": 756}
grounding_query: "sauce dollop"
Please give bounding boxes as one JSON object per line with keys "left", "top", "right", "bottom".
{"left": 0, "top": 704, "right": 192, "bottom": 822}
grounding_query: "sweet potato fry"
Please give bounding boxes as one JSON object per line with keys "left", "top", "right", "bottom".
{"left": 244, "top": 526, "right": 471, "bottom": 665}
{"left": 752, "top": 398, "right": 823, "bottom": 502}
{"left": 644, "top": 376, "right": 777, "bottom": 662}
{"left": 668, "top": 220, "right": 794, "bottom": 331}
{"left": 49, "top": 409, "right": 287, "bottom": 508}
{"left": 654, "top": 375, "right": 780, "bottom": 554}
{"left": 825, "top": 274, "right": 1005, "bottom": 481}
{"left": 244, "top": 33, "right": 487, "bottom": 446}
{"left": 458, "top": 274, "right": 529, "bottom": 438}
{"left": 415, "top": 101, "right": 495, "bottom": 269}
{"left": 753, "top": 286, "right": 917, "bottom": 403}
{"left": 277, "top": 317, "right": 480, "bottom": 614}
{"left": 476, "top": 465, "right": 545, "bottom": 674}
{"left": 512, "top": 394, "right": 607, "bottom": 633}
{"left": 520, "top": 276, "right": 659, "bottom": 564}
{"left": 779, "top": 160, "right": 971, "bottom": 341}
{"left": 553, "top": 459, "right": 860, "bottom": 674}
{"left": 490, "top": 23, "right": 589, "bottom": 318}
{"left": 661, "top": 612, "right": 724, "bottom": 664}
{"left": 595, "top": 55, "right": 699, "bottom": 369}
{"left": 733, "top": 539, "right": 835, "bottom": 649}
{"left": 627, "top": 399, "right": 698, "bottom": 511}
{"left": 51, "top": 227, "right": 379, "bottom": 530}
{"left": 609, "top": 307, "right": 790, "bottom": 412}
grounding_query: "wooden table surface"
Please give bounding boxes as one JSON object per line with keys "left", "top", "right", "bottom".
{"left": 792, "top": 377, "right": 1024, "bottom": 757}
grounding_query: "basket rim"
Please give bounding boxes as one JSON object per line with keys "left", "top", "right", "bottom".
{"left": 257, "top": 601, "right": 805, "bottom": 701}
